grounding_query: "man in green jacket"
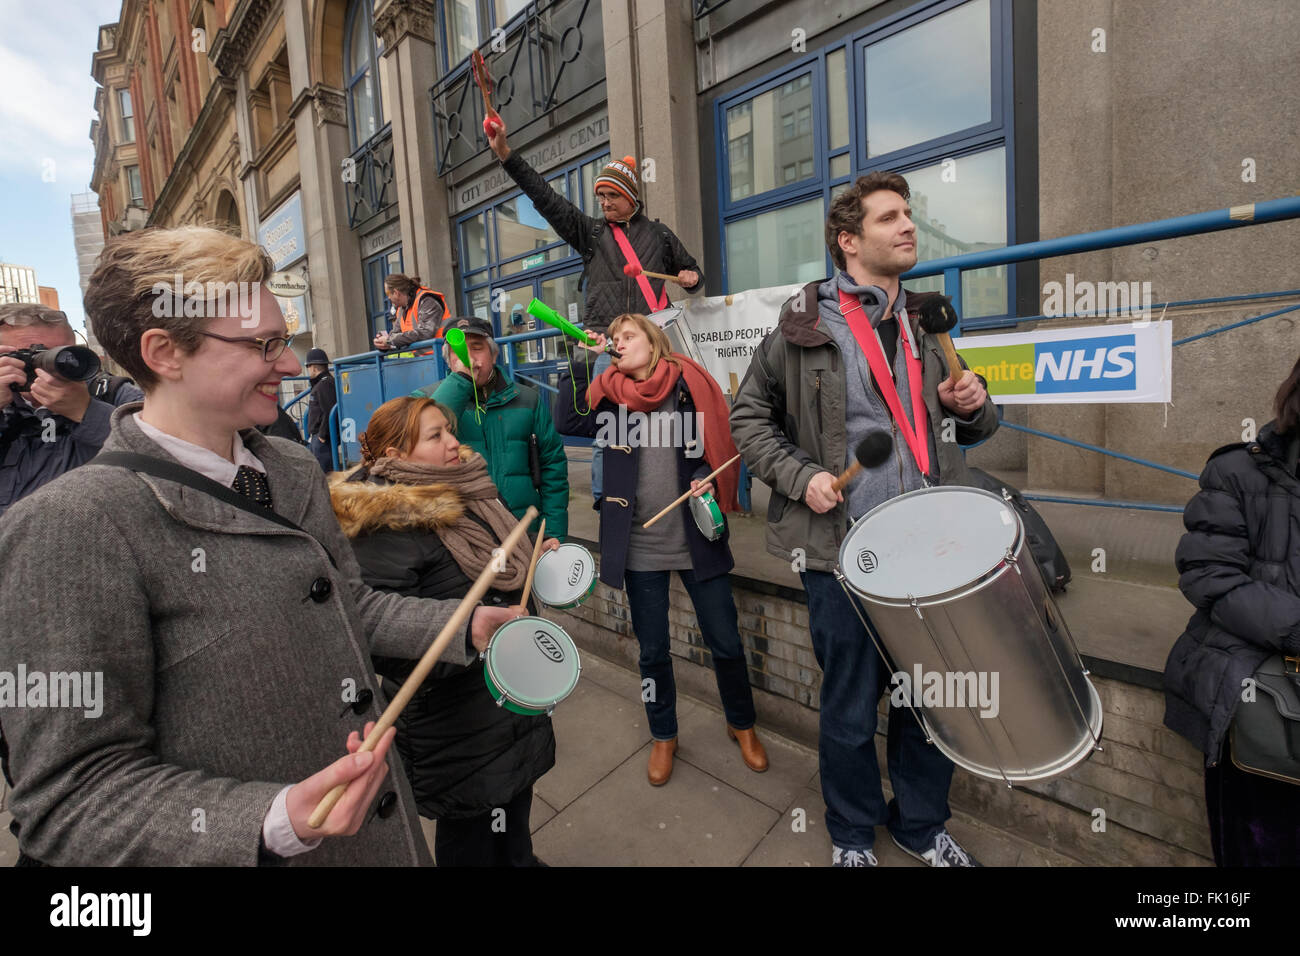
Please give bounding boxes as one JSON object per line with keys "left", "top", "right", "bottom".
{"left": 730, "top": 170, "right": 999, "bottom": 869}
{"left": 414, "top": 316, "right": 568, "bottom": 544}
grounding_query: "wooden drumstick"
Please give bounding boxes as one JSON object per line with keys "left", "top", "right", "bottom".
{"left": 521, "top": 518, "right": 546, "bottom": 604}
{"left": 831, "top": 431, "right": 894, "bottom": 493}
{"left": 623, "top": 264, "right": 684, "bottom": 285}
{"left": 917, "top": 296, "right": 964, "bottom": 387}
{"left": 642, "top": 454, "right": 741, "bottom": 529}
{"left": 472, "top": 50, "right": 502, "bottom": 136}
{"left": 308, "top": 505, "right": 538, "bottom": 829}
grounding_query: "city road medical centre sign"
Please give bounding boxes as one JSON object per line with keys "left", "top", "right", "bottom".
{"left": 683, "top": 284, "right": 1171, "bottom": 404}
{"left": 951, "top": 322, "right": 1172, "bottom": 404}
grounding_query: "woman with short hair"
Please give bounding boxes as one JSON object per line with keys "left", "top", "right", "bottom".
{"left": 0, "top": 225, "right": 520, "bottom": 866}
{"left": 331, "top": 395, "right": 556, "bottom": 866}
{"left": 553, "top": 312, "right": 767, "bottom": 786}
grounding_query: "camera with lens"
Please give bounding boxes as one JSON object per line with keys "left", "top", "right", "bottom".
{"left": 6, "top": 344, "right": 101, "bottom": 393}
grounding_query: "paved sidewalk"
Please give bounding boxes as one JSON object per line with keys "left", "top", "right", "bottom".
{"left": 0, "top": 650, "right": 1083, "bottom": 866}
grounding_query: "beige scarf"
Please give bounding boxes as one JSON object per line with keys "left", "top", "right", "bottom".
{"left": 367, "top": 452, "right": 533, "bottom": 591}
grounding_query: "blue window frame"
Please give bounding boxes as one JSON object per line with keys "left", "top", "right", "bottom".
{"left": 714, "top": 0, "right": 1016, "bottom": 327}
{"left": 455, "top": 148, "right": 609, "bottom": 379}
{"left": 363, "top": 243, "right": 404, "bottom": 342}
{"left": 345, "top": 0, "right": 388, "bottom": 150}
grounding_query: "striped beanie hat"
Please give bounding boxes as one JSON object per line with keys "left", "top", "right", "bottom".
{"left": 594, "top": 156, "right": 639, "bottom": 206}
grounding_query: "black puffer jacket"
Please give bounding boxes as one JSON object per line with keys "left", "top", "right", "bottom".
{"left": 501, "top": 153, "right": 703, "bottom": 334}
{"left": 330, "top": 469, "right": 555, "bottom": 819}
{"left": 1163, "top": 421, "right": 1300, "bottom": 764}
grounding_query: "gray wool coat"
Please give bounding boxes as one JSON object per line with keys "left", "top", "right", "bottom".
{"left": 0, "top": 404, "right": 480, "bottom": 866}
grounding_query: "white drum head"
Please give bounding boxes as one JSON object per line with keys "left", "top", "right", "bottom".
{"left": 485, "top": 618, "right": 581, "bottom": 712}
{"left": 532, "top": 544, "right": 596, "bottom": 608}
{"left": 839, "top": 486, "right": 1021, "bottom": 602}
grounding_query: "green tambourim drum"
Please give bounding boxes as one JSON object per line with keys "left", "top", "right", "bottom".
{"left": 483, "top": 617, "right": 581, "bottom": 716}
{"left": 531, "top": 543, "right": 597, "bottom": 609}
{"left": 689, "top": 491, "right": 724, "bottom": 541}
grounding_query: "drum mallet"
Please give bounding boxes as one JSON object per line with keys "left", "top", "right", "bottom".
{"left": 308, "top": 505, "right": 539, "bottom": 829}
{"left": 918, "top": 296, "right": 964, "bottom": 387}
{"left": 623, "top": 264, "right": 685, "bottom": 285}
{"left": 642, "top": 453, "right": 742, "bottom": 529}
{"left": 472, "top": 50, "right": 503, "bottom": 137}
{"left": 831, "top": 430, "right": 894, "bottom": 493}
{"left": 521, "top": 518, "right": 546, "bottom": 604}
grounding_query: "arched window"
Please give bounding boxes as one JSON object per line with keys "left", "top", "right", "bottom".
{"left": 345, "top": 0, "right": 388, "bottom": 149}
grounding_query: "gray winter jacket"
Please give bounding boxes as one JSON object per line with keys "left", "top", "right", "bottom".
{"left": 730, "top": 278, "right": 1000, "bottom": 573}
{"left": 0, "top": 405, "right": 478, "bottom": 866}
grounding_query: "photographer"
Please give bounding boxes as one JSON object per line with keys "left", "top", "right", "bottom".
{"left": 0, "top": 304, "right": 143, "bottom": 517}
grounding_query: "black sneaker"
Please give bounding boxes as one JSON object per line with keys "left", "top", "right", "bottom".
{"left": 891, "top": 829, "right": 982, "bottom": 867}
{"left": 831, "top": 845, "right": 878, "bottom": 867}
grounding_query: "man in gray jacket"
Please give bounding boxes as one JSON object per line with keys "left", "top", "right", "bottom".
{"left": 730, "top": 171, "right": 999, "bottom": 868}
{"left": 0, "top": 304, "right": 143, "bottom": 517}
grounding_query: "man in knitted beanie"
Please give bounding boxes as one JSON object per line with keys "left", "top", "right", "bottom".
{"left": 488, "top": 120, "right": 705, "bottom": 504}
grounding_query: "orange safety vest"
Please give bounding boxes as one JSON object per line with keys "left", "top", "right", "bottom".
{"left": 397, "top": 287, "right": 450, "bottom": 355}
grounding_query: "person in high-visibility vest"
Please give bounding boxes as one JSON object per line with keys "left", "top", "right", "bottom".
{"left": 373, "top": 273, "right": 449, "bottom": 354}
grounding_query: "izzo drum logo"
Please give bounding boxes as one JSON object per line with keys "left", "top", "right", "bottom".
{"left": 533, "top": 630, "right": 565, "bottom": 663}
{"left": 857, "top": 549, "right": 878, "bottom": 574}
{"left": 567, "top": 561, "right": 584, "bottom": 587}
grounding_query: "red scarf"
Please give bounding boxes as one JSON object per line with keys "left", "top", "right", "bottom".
{"left": 588, "top": 355, "right": 740, "bottom": 513}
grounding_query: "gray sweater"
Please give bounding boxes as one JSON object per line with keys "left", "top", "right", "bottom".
{"left": 626, "top": 390, "right": 693, "bottom": 571}
{"left": 817, "top": 273, "right": 940, "bottom": 520}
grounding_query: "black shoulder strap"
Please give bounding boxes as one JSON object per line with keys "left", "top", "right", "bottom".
{"left": 93, "top": 451, "right": 336, "bottom": 567}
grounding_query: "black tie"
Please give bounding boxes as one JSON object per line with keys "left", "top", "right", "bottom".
{"left": 231, "top": 465, "right": 274, "bottom": 509}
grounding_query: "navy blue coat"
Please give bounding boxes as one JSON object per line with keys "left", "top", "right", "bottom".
{"left": 1163, "top": 421, "right": 1300, "bottom": 764}
{"left": 552, "top": 359, "right": 734, "bottom": 589}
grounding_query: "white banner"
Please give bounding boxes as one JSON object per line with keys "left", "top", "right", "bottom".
{"left": 680, "top": 285, "right": 803, "bottom": 399}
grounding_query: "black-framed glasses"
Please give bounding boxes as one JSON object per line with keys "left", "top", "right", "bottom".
{"left": 197, "top": 330, "right": 295, "bottom": 362}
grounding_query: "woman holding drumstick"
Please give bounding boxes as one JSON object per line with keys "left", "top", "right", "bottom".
{"left": 331, "top": 395, "right": 556, "bottom": 866}
{"left": 553, "top": 313, "right": 767, "bottom": 785}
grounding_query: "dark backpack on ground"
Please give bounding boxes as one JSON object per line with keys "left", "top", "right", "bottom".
{"left": 966, "top": 467, "right": 1072, "bottom": 592}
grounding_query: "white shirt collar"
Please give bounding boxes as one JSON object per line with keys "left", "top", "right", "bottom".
{"left": 132, "top": 413, "right": 265, "bottom": 487}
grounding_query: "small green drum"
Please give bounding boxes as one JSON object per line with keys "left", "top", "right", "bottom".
{"left": 532, "top": 543, "right": 597, "bottom": 609}
{"left": 482, "top": 617, "right": 582, "bottom": 716}
{"left": 689, "top": 490, "right": 725, "bottom": 542}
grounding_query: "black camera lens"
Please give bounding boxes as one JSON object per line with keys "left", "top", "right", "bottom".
{"left": 43, "top": 346, "right": 100, "bottom": 383}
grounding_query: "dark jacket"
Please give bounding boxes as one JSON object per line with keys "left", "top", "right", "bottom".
{"left": 0, "top": 383, "right": 144, "bottom": 517}
{"left": 1163, "top": 422, "right": 1300, "bottom": 764}
{"left": 729, "top": 281, "right": 1000, "bottom": 572}
{"left": 257, "top": 406, "right": 305, "bottom": 444}
{"left": 501, "top": 152, "right": 704, "bottom": 334}
{"left": 552, "top": 357, "right": 731, "bottom": 589}
{"left": 330, "top": 468, "right": 556, "bottom": 820}
{"left": 420, "top": 368, "right": 569, "bottom": 540}
{"left": 306, "top": 370, "right": 337, "bottom": 440}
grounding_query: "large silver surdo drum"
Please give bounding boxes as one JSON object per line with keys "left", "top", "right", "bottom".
{"left": 835, "top": 485, "right": 1103, "bottom": 784}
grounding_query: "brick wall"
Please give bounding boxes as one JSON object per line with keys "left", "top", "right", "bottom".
{"left": 558, "top": 548, "right": 1213, "bottom": 865}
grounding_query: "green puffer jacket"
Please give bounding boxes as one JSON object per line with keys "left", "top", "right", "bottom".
{"left": 416, "top": 369, "right": 569, "bottom": 540}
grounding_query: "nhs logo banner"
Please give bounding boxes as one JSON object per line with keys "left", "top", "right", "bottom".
{"left": 951, "top": 322, "right": 1172, "bottom": 404}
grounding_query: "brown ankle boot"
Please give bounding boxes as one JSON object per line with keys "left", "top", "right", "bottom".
{"left": 647, "top": 738, "right": 678, "bottom": 786}
{"left": 727, "top": 725, "right": 769, "bottom": 772}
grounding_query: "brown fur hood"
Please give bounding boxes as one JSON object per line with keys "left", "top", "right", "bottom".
{"left": 329, "top": 468, "right": 467, "bottom": 539}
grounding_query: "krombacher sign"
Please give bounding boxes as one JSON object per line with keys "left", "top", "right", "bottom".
{"left": 450, "top": 109, "right": 609, "bottom": 214}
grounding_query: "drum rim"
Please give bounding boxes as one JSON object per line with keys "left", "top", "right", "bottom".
{"left": 837, "top": 485, "right": 1024, "bottom": 604}
{"left": 483, "top": 616, "right": 581, "bottom": 709}
{"left": 690, "top": 490, "right": 724, "bottom": 526}
{"left": 532, "top": 544, "right": 596, "bottom": 605}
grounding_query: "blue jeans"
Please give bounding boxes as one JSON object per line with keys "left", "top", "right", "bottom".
{"left": 624, "top": 569, "right": 756, "bottom": 740}
{"left": 801, "top": 570, "right": 953, "bottom": 853}
{"left": 589, "top": 351, "right": 613, "bottom": 501}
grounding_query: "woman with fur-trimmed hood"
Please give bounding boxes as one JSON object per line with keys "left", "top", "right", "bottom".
{"left": 330, "top": 395, "right": 560, "bottom": 867}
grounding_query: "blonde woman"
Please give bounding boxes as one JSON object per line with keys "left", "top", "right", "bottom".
{"left": 552, "top": 313, "right": 767, "bottom": 785}
{"left": 0, "top": 226, "right": 519, "bottom": 866}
